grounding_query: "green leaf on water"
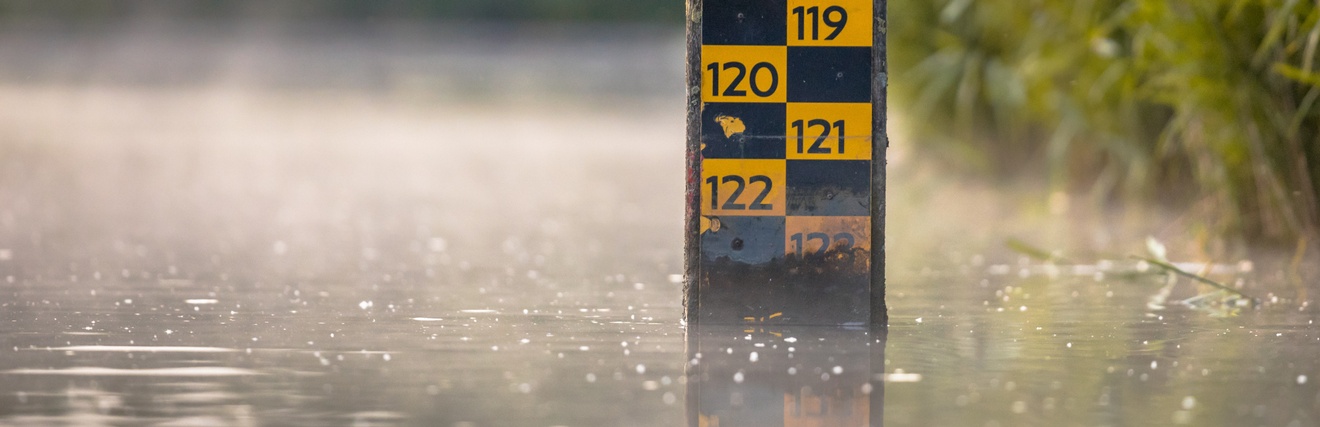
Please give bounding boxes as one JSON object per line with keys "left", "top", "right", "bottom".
{"left": 1005, "top": 238, "right": 1065, "bottom": 263}
{"left": 1144, "top": 236, "right": 1168, "bottom": 262}
{"left": 1131, "top": 255, "right": 1258, "bottom": 302}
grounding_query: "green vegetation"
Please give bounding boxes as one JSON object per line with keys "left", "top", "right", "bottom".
{"left": 890, "top": 0, "right": 1320, "bottom": 245}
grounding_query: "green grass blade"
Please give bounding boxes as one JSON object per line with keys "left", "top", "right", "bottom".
{"left": 1130, "top": 255, "right": 1258, "bottom": 301}
{"left": 1005, "top": 238, "right": 1066, "bottom": 263}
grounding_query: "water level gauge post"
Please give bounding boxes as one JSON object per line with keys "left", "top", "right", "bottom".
{"left": 684, "top": 0, "right": 887, "bottom": 327}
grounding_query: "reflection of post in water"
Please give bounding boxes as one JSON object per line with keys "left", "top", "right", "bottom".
{"left": 686, "top": 324, "right": 887, "bottom": 427}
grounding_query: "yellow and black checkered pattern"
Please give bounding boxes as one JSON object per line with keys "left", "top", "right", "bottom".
{"left": 697, "top": 0, "right": 874, "bottom": 324}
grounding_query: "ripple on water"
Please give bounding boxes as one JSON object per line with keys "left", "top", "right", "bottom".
{"left": 48, "top": 346, "right": 239, "bottom": 353}
{"left": 3, "top": 367, "right": 263, "bottom": 376}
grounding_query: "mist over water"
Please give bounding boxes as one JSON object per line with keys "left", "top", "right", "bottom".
{"left": 0, "top": 22, "right": 1317, "bottom": 427}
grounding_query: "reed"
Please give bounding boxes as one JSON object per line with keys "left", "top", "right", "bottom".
{"left": 890, "top": 0, "right": 1320, "bottom": 245}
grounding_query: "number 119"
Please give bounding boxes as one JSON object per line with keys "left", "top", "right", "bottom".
{"left": 792, "top": 5, "right": 847, "bottom": 41}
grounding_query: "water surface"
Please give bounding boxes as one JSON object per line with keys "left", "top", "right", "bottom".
{"left": 1, "top": 25, "right": 1317, "bottom": 427}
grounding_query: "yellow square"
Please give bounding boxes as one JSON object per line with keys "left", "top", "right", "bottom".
{"left": 785, "top": 103, "right": 872, "bottom": 160}
{"left": 785, "top": 216, "right": 870, "bottom": 256}
{"left": 701, "top": 159, "right": 786, "bottom": 216}
{"left": 786, "top": 0, "right": 872, "bottom": 47}
{"left": 701, "top": 45, "right": 788, "bottom": 103}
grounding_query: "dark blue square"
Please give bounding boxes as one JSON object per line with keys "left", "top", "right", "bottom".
{"left": 700, "top": 216, "right": 786, "bottom": 265}
{"left": 702, "top": 0, "right": 788, "bottom": 46}
{"left": 786, "top": 160, "right": 870, "bottom": 216}
{"left": 786, "top": 47, "right": 872, "bottom": 103}
{"left": 701, "top": 103, "right": 787, "bottom": 159}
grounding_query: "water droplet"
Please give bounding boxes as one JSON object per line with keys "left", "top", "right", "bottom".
{"left": 428, "top": 237, "right": 448, "bottom": 252}
{"left": 1181, "top": 396, "right": 1196, "bottom": 410}
{"left": 636, "top": 364, "right": 646, "bottom": 374}
{"left": 749, "top": 352, "right": 759, "bottom": 362}
{"left": 1299, "top": 375, "right": 1308, "bottom": 385}
{"left": 733, "top": 372, "right": 744, "bottom": 383}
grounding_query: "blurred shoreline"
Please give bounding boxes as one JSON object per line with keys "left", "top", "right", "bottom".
{"left": 0, "top": 18, "right": 1310, "bottom": 282}
{"left": 0, "top": 20, "right": 684, "bottom": 103}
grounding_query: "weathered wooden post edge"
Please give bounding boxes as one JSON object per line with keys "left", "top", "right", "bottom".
{"left": 683, "top": 0, "right": 887, "bottom": 327}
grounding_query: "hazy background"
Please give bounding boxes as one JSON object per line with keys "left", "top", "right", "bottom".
{"left": 2, "top": 3, "right": 1320, "bottom": 427}
{"left": 5, "top": 0, "right": 1314, "bottom": 250}
{"left": 2, "top": 0, "right": 1316, "bottom": 286}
